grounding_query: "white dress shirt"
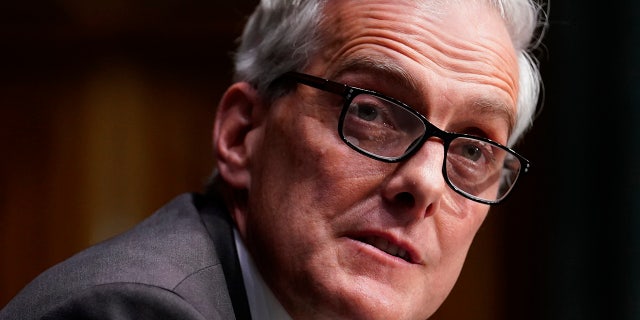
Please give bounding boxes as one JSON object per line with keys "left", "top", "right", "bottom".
{"left": 234, "top": 230, "right": 293, "bottom": 320}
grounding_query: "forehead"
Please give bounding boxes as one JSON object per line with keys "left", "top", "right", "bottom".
{"left": 320, "top": 0, "right": 512, "bottom": 45}
{"left": 317, "top": 0, "right": 517, "bottom": 81}
{"left": 308, "top": 0, "right": 519, "bottom": 135}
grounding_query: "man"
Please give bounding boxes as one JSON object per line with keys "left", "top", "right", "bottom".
{"left": 1, "top": 0, "right": 545, "bottom": 319}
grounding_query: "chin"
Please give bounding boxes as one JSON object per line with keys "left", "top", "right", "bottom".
{"left": 295, "top": 275, "right": 437, "bottom": 320}
{"left": 327, "top": 297, "right": 435, "bottom": 320}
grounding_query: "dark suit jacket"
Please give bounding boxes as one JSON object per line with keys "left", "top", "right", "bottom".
{"left": 0, "top": 193, "right": 252, "bottom": 320}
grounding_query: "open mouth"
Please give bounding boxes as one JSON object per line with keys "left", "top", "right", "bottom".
{"left": 356, "top": 236, "right": 413, "bottom": 263}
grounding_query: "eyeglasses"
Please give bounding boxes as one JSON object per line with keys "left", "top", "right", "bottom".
{"left": 279, "top": 72, "right": 530, "bottom": 204}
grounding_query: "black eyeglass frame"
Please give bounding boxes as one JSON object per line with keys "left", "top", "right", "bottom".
{"left": 278, "top": 71, "right": 530, "bottom": 204}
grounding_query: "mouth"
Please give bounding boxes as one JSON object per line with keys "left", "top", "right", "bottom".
{"left": 354, "top": 235, "right": 414, "bottom": 264}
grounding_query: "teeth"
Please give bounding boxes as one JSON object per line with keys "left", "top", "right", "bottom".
{"left": 397, "top": 248, "right": 407, "bottom": 260}
{"left": 364, "top": 237, "right": 410, "bottom": 262}
{"left": 372, "top": 237, "right": 389, "bottom": 252}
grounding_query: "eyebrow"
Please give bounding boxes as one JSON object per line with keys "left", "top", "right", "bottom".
{"left": 327, "top": 55, "right": 425, "bottom": 99}
{"left": 327, "top": 54, "right": 516, "bottom": 135}
{"left": 471, "top": 97, "right": 516, "bottom": 137}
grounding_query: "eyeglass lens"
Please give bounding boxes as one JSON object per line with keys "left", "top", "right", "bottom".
{"left": 340, "top": 92, "right": 522, "bottom": 203}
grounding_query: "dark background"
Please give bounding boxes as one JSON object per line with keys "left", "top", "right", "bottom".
{"left": 1, "top": 1, "right": 638, "bottom": 319}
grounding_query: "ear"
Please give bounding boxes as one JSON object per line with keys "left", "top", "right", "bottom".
{"left": 213, "top": 82, "right": 266, "bottom": 190}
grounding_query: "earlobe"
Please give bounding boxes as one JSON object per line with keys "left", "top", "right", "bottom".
{"left": 213, "top": 82, "right": 265, "bottom": 190}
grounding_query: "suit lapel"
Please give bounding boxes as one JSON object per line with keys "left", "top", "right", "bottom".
{"left": 197, "top": 194, "right": 252, "bottom": 320}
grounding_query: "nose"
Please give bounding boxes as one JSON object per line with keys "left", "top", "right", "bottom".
{"left": 380, "top": 139, "right": 447, "bottom": 221}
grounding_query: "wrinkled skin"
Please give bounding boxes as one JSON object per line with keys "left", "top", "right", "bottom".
{"left": 214, "top": 0, "right": 519, "bottom": 319}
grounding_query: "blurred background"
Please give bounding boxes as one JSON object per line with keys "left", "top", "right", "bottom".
{"left": 0, "top": 1, "right": 638, "bottom": 319}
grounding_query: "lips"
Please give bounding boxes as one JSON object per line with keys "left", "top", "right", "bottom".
{"left": 356, "top": 235, "right": 414, "bottom": 263}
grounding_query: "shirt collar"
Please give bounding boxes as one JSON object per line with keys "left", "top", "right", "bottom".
{"left": 234, "top": 229, "right": 293, "bottom": 320}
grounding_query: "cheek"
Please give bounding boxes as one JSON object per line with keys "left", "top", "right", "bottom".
{"left": 245, "top": 104, "right": 382, "bottom": 234}
{"left": 254, "top": 104, "right": 385, "bottom": 212}
{"left": 436, "top": 200, "right": 489, "bottom": 263}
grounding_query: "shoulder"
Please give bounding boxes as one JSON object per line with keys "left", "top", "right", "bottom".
{"left": 1, "top": 193, "right": 236, "bottom": 320}
{"left": 40, "top": 282, "right": 214, "bottom": 320}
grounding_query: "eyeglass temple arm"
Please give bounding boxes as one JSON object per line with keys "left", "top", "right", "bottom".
{"left": 282, "top": 72, "right": 352, "bottom": 97}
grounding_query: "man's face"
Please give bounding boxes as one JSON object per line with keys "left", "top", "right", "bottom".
{"left": 233, "top": 1, "right": 519, "bottom": 319}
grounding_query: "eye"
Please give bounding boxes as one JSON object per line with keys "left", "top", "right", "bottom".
{"left": 353, "top": 103, "right": 379, "bottom": 121}
{"left": 461, "top": 144, "right": 482, "bottom": 161}
{"left": 347, "top": 94, "right": 396, "bottom": 128}
{"left": 449, "top": 139, "right": 495, "bottom": 164}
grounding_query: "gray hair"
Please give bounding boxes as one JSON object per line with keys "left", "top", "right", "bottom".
{"left": 233, "top": 0, "right": 547, "bottom": 145}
